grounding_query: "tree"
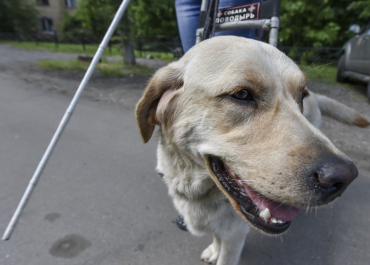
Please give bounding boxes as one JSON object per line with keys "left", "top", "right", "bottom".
{"left": 73, "top": 0, "right": 115, "bottom": 37}
{"left": 60, "top": 0, "right": 179, "bottom": 64}
{"left": 130, "top": 0, "right": 178, "bottom": 37}
{"left": 118, "top": 2, "right": 136, "bottom": 65}
{"left": 0, "top": 0, "right": 39, "bottom": 34}
{"left": 347, "top": 0, "right": 370, "bottom": 25}
{"left": 279, "top": 0, "right": 370, "bottom": 47}
{"left": 61, "top": 0, "right": 135, "bottom": 64}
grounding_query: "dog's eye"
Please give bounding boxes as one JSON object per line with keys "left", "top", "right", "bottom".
{"left": 232, "top": 89, "right": 253, "bottom": 101}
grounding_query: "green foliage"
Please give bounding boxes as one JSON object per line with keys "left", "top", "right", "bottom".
{"left": 60, "top": 0, "right": 178, "bottom": 39}
{"left": 59, "top": 12, "right": 84, "bottom": 38}
{"left": 130, "top": 0, "right": 178, "bottom": 37}
{"left": 76, "top": 0, "right": 116, "bottom": 36}
{"left": 279, "top": 0, "right": 370, "bottom": 47}
{"left": 347, "top": 0, "right": 370, "bottom": 23}
{"left": 0, "top": 0, "right": 39, "bottom": 34}
{"left": 61, "top": 0, "right": 115, "bottom": 37}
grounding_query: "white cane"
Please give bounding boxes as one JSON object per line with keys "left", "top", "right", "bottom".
{"left": 2, "top": 0, "right": 131, "bottom": 241}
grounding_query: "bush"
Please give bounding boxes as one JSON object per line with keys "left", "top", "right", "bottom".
{"left": 0, "top": 0, "right": 39, "bottom": 34}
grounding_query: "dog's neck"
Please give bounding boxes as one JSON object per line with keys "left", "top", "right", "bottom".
{"left": 156, "top": 129, "right": 222, "bottom": 202}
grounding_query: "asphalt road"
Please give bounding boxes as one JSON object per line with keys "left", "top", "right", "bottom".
{"left": 0, "top": 60, "right": 370, "bottom": 265}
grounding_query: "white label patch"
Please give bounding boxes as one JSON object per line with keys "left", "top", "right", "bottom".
{"left": 215, "top": 3, "right": 260, "bottom": 24}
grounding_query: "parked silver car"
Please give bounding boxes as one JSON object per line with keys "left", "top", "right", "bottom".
{"left": 337, "top": 21, "right": 370, "bottom": 99}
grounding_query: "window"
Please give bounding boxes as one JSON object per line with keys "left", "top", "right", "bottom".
{"left": 37, "top": 0, "right": 49, "bottom": 6}
{"left": 65, "top": 0, "right": 77, "bottom": 8}
{"left": 40, "top": 18, "right": 53, "bottom": 33}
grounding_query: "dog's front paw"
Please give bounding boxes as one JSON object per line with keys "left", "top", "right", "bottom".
{"left": 201, "top": 242, "right": 220, "bottom": 264}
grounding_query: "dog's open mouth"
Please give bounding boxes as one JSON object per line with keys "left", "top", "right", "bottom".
{"left": 208, "top": 156, "right": 300, "bottom": 234}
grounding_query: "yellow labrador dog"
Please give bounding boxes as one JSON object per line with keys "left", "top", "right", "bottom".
{"left": 136, "top": 36, "right": 369, "bottom": 265}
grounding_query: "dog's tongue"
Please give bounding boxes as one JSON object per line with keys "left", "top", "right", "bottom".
{"left": 224, "top": 165, "right": 299, "bottom": 221}
{"left": 243, "top": 184, "right": 300, "bottom": 222}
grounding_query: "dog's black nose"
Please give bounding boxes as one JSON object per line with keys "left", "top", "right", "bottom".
{"left": 313, "top": 159, "right": 358, "bottom": 202}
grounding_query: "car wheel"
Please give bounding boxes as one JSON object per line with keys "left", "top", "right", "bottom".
{"left": 367, "top": 82, "right": 370, "bottom": 101}
{"left": 337, "top": 54, "right": 347, "bottom": 83}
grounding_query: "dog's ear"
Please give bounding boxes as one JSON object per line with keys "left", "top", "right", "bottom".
{"left": 135, "top": 65, "right": 182, "bottom": 143}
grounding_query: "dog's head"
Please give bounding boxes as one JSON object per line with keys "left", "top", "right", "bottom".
{"left": 136, "top": 37, "right": 358, "bottom": 235}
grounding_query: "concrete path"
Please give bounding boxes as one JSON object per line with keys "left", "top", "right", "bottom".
{"left": 0, "top": 45, "right": 369, "bottom": 265}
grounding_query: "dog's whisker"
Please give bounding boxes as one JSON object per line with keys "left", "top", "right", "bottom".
{"left": 284, "top": 230, "right": 290, "bottom": 240}
{"left": 305, "top": 61, "right": 338, "bottom": 82}
{"left": 304, "top": 60, "right": 337, "bottom": 74}
{"left": 306, "top": 54, "right": 324, "bottom": 72}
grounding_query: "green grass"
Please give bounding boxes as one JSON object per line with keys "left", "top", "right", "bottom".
{"left": 299, "top": 62, "right": 368, "bottom": 102}
{"left": 34, "top": 59, "right": 156, "bottom": 78}
{"left": 4, "top": 40, "right": 346, "bottom": 84}
{"left": 32, "top": 57, "right": 339, "bottom": 82}
{"left": 299, "top": 62, "right": 338, "bottom": 84}
{"left": 1, "top": 41, "right": 175, "bottom": 61}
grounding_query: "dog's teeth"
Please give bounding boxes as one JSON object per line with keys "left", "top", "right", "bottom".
{"left": 271, "top": 218, "right": 277, "bottom": 223}
{"left": 240, "top": 192, "right": 247, "bottom": 196}
{"left": 238, "top": 180, "right": 243, "bottom": 185}
{"left": 277, "top": 220, "right": 283, "bottom": 224}
{"left": 259, "top": 208, "right": 271, "bottom": 220}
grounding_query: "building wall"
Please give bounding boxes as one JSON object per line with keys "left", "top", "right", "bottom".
{"left": 29, "top": 0, "right": 79, "bottom": 35}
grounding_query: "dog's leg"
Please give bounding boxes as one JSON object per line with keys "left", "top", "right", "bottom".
{"left": 201, "top": 234, "right": 221, "bottom": 264}
{"left": 216, "top": 225, "right": 249, "bottom": 265}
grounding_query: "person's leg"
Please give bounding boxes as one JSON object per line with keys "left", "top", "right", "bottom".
{"left": 175, "top": 0, "right": 202, "bottom": 53}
